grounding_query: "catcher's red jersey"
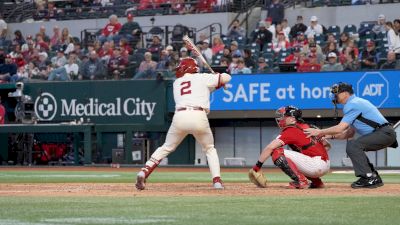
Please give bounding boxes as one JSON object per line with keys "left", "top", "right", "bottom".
{"left": 277, "top": 123, "right": 329, "bottom": 161}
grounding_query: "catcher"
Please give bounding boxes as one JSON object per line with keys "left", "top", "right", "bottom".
{"left": 249, "top": 106, "right": 331, "bottom": 189}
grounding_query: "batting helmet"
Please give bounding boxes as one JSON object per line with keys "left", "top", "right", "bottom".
{"left": 175, "top": 57, "right": 199, "bottom": 78}
{"left": 275, "top": 106, "right": 303, "bottom": 128}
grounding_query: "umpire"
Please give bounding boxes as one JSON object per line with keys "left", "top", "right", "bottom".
{"left": 305, "top": 82, "right": 397, "bottom": 189}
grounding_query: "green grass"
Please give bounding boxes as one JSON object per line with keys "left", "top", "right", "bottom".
{"left": 0, "top": 170, "right": 399, "bottom": 184}
{"left": 0, "top": 196, "right": 399, "bottom": 225}
{"left": 0, "top": 170, "right": 399, "bottom": 225}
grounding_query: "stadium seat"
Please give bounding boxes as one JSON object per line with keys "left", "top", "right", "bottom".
{"left": 343, "top": 24, "right": 357, "bottom": 34}
{"left": 328, "top": 25, "right": 341, "bottom": 34}
{"left": 222, "top": 36, "right": 231, "bottom": 46}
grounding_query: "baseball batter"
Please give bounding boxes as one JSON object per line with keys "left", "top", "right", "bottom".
{"left": 135, "top": 57, "right": 231, "bottom": 190}
{"left": 250, "top": 106, "right": 331, "bottom": 189}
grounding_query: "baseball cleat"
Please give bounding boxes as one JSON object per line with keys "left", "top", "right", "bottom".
{"left": 288, "top": 180, "right": 309, "bottom": 189}
{"left": 308, "top": 178, "right": 325, "bottom": 189}
{"left": 135, "top": 172, "right": 146, "bottom": 190}
{"left": 213, "top": 177, "right": 224, "bottom": 189}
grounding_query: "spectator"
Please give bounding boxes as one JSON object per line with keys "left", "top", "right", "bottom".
{"left": 255, "top": 57, "right": 271, "bottom": 73}
{"left": 252, "top": 21, "right": 273, "bottom": 51}
{"left": 273, "top": 23, "right": 287, "bottom": 43}
{"left": 0, "top": 55, "right": 17, "bottom": 83}
{"left": 119, "top": 38, "right": 133, "bottom": 56}
{"left": 360, "top": 41, "right": 377, "bottom": 70}
{"left": 0, "top": 96, "right": 5, "bottom": 124}
{"left": 243, "top": 49, "right": 255, "bottom": 70}
{"left": 51, "top": 48, "right": 67, "bottom": 68}
{"left": 211, "top": 36, "right": 225, "bottom": 55}
{"left": 35, "top": 34, "right": 50, "bottom": 52}
{"left": 372, "top": 14, "right": 386, "bottom": 34}
{"left": 303, "top": 34, "right": 322, "bottom": 54}
{"left": 281, "top": 19, "right": 291, "bottom": 37}
{"left": 12, "top": 30, "right": 26, "bottom": 47}
{"left": 157, "top": 49, "right": 170, "bottom": 71}
{"left": 305, "top": 16, "right": 323, "bottom": 37}
{"left": 49, "top": 26, "right": 61, "bottom": 51}
{"left": 326, "top": 33, "right": 337, "bottom": 46}
{"left": 98, "top": 41, "right": 113, "bottom": 64}
{"left": 385, "top": 21, "right": 400, "bottom": 53}
{"left": 180, "top": 47, "right": 189, "bottom": 58}
{"left": 321, "top": 52, "right": 343, "bottom": 72}
{"left": 226, "top": 19, "right": 245, "bottom": 40}
{"left": 222, "top": 47, "right": 232, "bottom": 62}
{"left": 229, "top": 41, "right": 242, "bottom": 58}
{"left": 322, "top": 42, "right": 340, "bottom": 59}
{"left": 0, "top": 47, "right": 5, "bottom": 64}
{"left": 108, "top": 47, "right": 128, "bottom": 80}
{"left": 24, "top": 61, "right": 40, "bottom": 80}
{"left": 265, "top": 17, "right": 276, "bottom": 37}
{"left": 219, "top": 57, "right": 230, "bottom": 68}
{"left": 285, "top": 47, "right": 302, "bottom": 64}
{"left": 338, "top": 32, "right": 351, "bottom": 52}
{"left": 37, "top": 26, "right": 50, "bottom": 43}
{"left": 339, "top": 39, "right": 359, "bottom": 64}
{"left": 267, "top": 0, "right": 284, "bottom": 25}
{"left": 80, "top": 51, "right": 106, "bottom": 80}
{"left": 306, "top": 42, "right": 324, "bottom": 65}
{"left": 133, "top": 52, "right": 157, "bottom": 79}
{"left": 298, "top": 55, "right": 321, "bottom": 72}
{"left": 291, "top": 31, "right": 307, "bottom": 48}
{"left": 200, "top": 39, "right": 213, "bottom": 64}
{"left": 290, "top": 15, "right": 307, "bottom": 39}
{"left": 393, "top": 19, "right": 400, "bottom": 34}
{"left": 10, "top": 66, "right": 28, "bottom": 83}
{"left": 228, "top": 54, "right": 240, "bottom": 72}
{"left": 116, "top": 14, "right": 142, "bottom": 47}
{"left": 147, "top": 35, "right": 163, "bottom": 57}
{"left": 196, "top": 0, "right": 215, "bottom": 13}
{"left": 231, "top": 58, "right": 252, "bottom": 74}
{"left": 98, "top": 15, "right": 122, "bottom": 44}
{"left": 342, "top": 53, "right": 359, "bottom": 71}
{"left": 48, "top": 53, "right": 77, "bottom": 81}
{"left": 60, "top": 28, "right": 72, "bottom": 48}
{"left": 273, "top": 31, "right": 290, "bottom": 53}
{"left": 35, "top": 52, "right": 50, "bottom": 78}
{"left": 380, "top": 51, "right": 400, "bottom": 69}
{"left": 0, "top": 14, "right": 7, "bottom": 47}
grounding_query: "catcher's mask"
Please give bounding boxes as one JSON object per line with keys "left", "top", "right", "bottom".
{"left": 175, "top": 57, "right": 199, "bottom": 78}
{"left": 275, "top": 106, "right": 303, "bottom": 128}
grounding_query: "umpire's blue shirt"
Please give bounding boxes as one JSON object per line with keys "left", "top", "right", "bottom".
{"left": 341, "top": 95, "right": 388, "bottom": 135}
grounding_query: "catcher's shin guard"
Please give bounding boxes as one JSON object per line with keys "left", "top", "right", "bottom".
{"left": 272, "top": 148, "right": 307, "bottom": 185}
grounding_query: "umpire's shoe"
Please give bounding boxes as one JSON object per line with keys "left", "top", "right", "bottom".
{"left": 351, "top": 172, "right": 384, "bottom": 189}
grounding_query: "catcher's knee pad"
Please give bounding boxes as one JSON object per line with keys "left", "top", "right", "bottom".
{"left": 273, "top": 155, "right": 305, "bottom": 182}
{"left": 271, "top": 148, "right": 284, "bottom": 162}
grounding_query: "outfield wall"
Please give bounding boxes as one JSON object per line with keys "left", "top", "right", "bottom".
{"left": 1, "top": 70, "right": 399, "bottom": 166}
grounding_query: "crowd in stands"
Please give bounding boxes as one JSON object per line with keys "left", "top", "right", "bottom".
{"left": 1, "top": 1, "right": 400, "bottom": 83}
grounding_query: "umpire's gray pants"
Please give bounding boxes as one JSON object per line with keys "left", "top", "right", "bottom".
{"left": 346, "top": 126, "right": 397, "bottom": 177}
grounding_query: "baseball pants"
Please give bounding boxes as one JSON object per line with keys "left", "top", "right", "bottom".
{"left": 147, "top": 110, "right": 221, "bottom": 178}
{"left": 284, "top": 150, "right": 330, "bottom": 178}
{"left": 346, "top": 126, "right": 397, "bottom": 177}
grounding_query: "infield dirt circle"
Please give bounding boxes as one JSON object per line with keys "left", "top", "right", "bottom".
{"left": 0, "top": 167, "right": 399, "bottom": 197}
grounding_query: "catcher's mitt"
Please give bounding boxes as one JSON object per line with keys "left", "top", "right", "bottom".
{"left": 248, "top": 169, "right": 268, "bottom": 188}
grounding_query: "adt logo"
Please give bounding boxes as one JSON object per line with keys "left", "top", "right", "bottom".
{"left": 357, "top": 72, "right": 388, "bottom": 107}
{"left": 34, "top": 92, "right": 57, "bottom": 121}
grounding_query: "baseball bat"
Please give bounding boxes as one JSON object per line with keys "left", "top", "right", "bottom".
{"left": 182, "top": 35, "right": 215, "bottom": 74}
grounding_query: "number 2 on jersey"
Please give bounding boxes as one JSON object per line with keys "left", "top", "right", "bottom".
{"left": 180, "top": 81, "right": 192, "bottom": 96}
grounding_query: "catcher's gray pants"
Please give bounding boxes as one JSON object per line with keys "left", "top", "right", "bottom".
{"left": 346, "top": 126, "right": 397, "bottom": 177}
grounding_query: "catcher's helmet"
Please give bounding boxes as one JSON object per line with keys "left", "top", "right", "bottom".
{"left": 275, "top": 106, "right": 303, "bottom": 128}
{"left": 175, "top": 57, "right": 199, "bottom": 78}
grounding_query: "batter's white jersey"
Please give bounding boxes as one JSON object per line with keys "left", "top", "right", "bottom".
{"left": 173, "top": 73, "right": 221, "bottom": 110}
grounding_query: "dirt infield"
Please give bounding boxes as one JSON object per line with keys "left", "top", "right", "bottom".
{"left": 0, "top": 167, "right": 399, "bottom": 197}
